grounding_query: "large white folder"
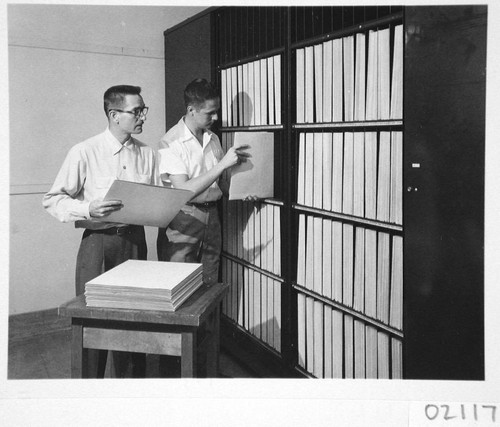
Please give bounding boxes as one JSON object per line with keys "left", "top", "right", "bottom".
{"left": 229, "top": 132, "right": 274, "bottom": 200}
{"left": 101, "top": 180, "right": 193, "bottom": 228}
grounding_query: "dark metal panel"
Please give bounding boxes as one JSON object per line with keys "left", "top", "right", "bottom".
{"left": 342, "top": 6, "right": 354, "bottom": 28}
{"left": 290, "top": 6, "right": 404, "bottom": 47}
{"left": 291, "top": 12, "right": 403, "bottom": 50}
{"left": 217, "top": 7, "right": 286, "bottom": 66}
{"left": 403, "top": 5, "right": 486, "bottom": 380}
{"left": 164, "top": 12, "right": 214, "bottom": 131}
{"left": 332, "top": 6, "right": 343, "bottom": 32}
{"left": 163, "top": 7, "right": 215, "bottom": 36}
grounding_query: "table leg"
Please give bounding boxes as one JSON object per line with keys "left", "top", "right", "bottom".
{"left": 71, "top": 321, "right": 87, "bottom": 378}
{"left": 181, "top": 331, "right": 197, "bottom": 378}
{"left": 206, "top": 308, "right": 220, "bottom": 378}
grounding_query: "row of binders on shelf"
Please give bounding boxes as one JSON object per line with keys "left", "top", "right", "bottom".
{"left": 220, "top": 55, "right": 282, "bottom": 127}
{"left": 222, "top": 199, "right": 282, "bottom": 276}
{"left": 221, "top": 256, "right": 282, "bottom": 352}
{"left": 297, "top": 214, "right": 403, "bottom": 330}
{"left": 84, "top": 260, "right": 203, "bottom": 311}
{"left": 296, "top": 24, "right": 403, "bottom": 123}
{"left": 297, "top": 294, "right": 403, "bottom": 379}
{"left": 297, "top": 131, "right": 402, "bottom": 225}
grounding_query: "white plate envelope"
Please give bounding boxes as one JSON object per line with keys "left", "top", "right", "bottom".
{"left": 101, "top": 180, "right": 193, "bottom": 228}
{"left": 229, "top": 132, "right": 274, "bottom": 200}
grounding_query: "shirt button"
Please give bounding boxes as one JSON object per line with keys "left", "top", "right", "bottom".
{"left": 123, "top": 166, "right": 126, "bottom": 169}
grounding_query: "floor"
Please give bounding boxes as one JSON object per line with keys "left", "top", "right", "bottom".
{"left": 8, "top": 326, "right": 254, "bottom": 380}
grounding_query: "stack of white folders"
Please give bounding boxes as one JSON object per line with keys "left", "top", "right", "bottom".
{"left": 85, "top": 260, "right": 203, "bottom": 311}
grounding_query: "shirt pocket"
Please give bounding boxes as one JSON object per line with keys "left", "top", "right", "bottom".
{"left": 213, "top": 143, "right": 224, "bottom": 162}
{"left": 94, "top": 176, "right": 115, "bottom": 198}
{"left": 132, "top": 173, "right": 151, "bottom": 184}
{"left": 118, "top": 171, "right": 151, "bottom": 185}
{"left": 95, "top": 176, "right": 115, "bottom": 189}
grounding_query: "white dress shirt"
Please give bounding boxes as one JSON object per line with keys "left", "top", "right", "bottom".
{"left": 158, "top": 117, "right": 223, "bottom": 203}
{"left": 43, "top": 128, "right": 160, "bottom": 228}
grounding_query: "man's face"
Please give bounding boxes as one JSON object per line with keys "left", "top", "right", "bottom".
{"left": 192, "top": 98, "right": 220, "bottom": 130}
{"left": 116, "top": 94, "right": 147, "bottom": 135}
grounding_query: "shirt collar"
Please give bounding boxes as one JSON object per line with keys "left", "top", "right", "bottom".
{"left": 105, "top": 127, "right": 134, "bottom": 155}
{"left": 179, "top": 117, "right": 213, "bottom": 147}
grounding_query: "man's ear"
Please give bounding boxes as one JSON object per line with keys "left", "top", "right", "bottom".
{"left": 109, "top": 110, "right": 119, "bottom": 124}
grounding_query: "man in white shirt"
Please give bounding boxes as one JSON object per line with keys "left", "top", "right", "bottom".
{"left": 43, "top": 85, "right": 160, "bottom": 378}
{"left": 158, "top": 79, "right": 250, "bottom": 287}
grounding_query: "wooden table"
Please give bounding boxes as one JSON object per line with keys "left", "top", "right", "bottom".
{"left": 59, "top": 283, "right": 228, "bottom": 378}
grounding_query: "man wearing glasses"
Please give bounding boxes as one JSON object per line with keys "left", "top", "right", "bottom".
{"left": 43, "top": 85, "right": 160, "bottom": 378}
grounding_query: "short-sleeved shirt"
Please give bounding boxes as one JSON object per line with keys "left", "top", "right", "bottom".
{"left": 43, "top": 128, "right": 160, "bottom": 229}
{"left": 158, "top": 117, "right": 224, "bottom": 203}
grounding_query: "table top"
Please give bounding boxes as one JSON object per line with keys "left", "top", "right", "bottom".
{"left": 58, "top": 282, "right": 229, "bottom": 327}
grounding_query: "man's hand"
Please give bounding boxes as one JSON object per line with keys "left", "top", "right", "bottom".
{"left": 89, "top": 199, "right": 123, "bottom": 218}
{"left": 219, "top": 145, "right": 251, "bottom": 169}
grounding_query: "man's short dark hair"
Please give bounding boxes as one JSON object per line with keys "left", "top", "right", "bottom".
{"left": 184, "top": 79, "right": 219, "bottom": 109}
{"left": 104, "top": 85, "right": 142, "bottom": 116}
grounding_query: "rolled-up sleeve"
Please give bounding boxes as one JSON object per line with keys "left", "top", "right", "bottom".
{"left": 158, "top": 144, "right": 188, "bottom": 179}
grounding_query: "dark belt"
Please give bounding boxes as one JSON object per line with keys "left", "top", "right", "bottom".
{"left": 187, "top": 201, "right": 218, "bottom": 209}
{"left": 86, "top": 225, "right": 142, "bottom": 236}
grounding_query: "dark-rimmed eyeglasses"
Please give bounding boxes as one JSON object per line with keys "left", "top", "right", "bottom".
{"left": 112, "top": 106, "right": 149, "bottom": 118}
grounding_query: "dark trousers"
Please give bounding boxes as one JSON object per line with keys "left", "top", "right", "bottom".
{"left": 75, "top": 225, "right": 147, "bottom": 378}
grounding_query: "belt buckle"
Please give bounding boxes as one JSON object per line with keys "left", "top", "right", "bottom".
{"left": 116, "top": 226, "right": 128, "bottom": 236}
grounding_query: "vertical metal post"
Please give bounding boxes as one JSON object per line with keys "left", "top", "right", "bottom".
{"left": 280, "top": 6, "right": 297, "bottom": 371}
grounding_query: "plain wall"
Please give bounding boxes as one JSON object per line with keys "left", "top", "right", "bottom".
{"left": 8, "top": 4, "right": 206, "bottom": 315}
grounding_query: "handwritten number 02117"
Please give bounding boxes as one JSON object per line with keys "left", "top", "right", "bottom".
{"left": 424, "top": 404, "right": 497, "bottom": 423}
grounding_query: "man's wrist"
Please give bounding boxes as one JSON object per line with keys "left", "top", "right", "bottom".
{"left": 83, "top": 201, "right": 92, "bottom": 219}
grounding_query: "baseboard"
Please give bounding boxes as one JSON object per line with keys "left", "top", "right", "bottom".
{"left": 220, "top": 317, "right": 304, "bottom": 378}
{"left": 9, "top": 308, "right": 71, "bottom": 344}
